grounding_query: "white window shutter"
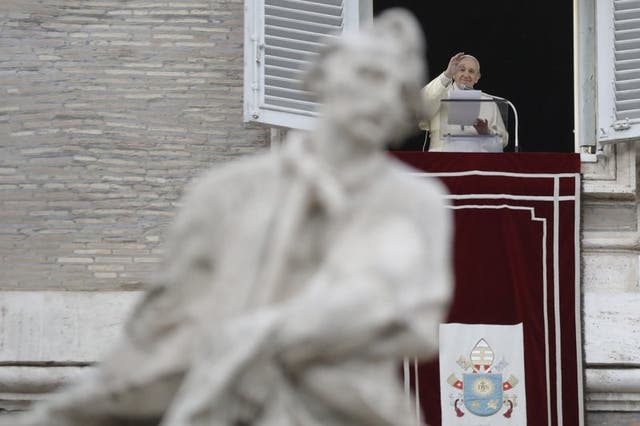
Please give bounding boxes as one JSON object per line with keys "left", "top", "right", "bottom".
{"left": 597, "top": 0, "right": 640, "bottom": 143}
{"left": 244, "top": 0, "right": 364, "bottom": 130}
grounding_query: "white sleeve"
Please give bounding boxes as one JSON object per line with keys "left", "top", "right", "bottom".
{"left": 420, "top": 72, "right": 452, "bottom": 123}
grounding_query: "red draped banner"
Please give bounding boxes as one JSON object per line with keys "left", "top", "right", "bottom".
{"left": 393, "top": 152, "right": 583, "bottom": 426}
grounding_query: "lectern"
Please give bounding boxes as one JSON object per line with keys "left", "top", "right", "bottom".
{"left": 439, "top": 95, "right": 513, "bottom": 152}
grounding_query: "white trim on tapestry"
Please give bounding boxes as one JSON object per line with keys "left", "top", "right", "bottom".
{"left": 553, "top": 176, "right": 564, "bottom": 426}
{"left": 444, "top": 194, "right": 577, "bottom": 202}
{"left": 542, "top": 206, "right": 552, "bottom": 426}
{"left": 411, "top": 171, "right": 580, "bottom": 179}
{"left": 574, "top": 174, "right": 585, "bottom": 425}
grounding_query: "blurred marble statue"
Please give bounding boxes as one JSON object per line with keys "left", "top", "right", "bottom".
{"left": 7, "top": 8, "right": 452, "bottom": 426}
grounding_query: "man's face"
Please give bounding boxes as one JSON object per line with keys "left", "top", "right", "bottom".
{"left": 320, "top": 48, "right": 414, "bottom": 148}
{"left": 453, "top": 57, "right": 480, "bottom": 89}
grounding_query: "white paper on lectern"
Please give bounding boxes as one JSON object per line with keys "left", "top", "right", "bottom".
{"left": 447, "top": 90, "right": 481, "bottom": 126}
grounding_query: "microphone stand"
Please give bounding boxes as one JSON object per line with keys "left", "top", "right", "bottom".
{"left": 484, "top": 92, "right": 519, "bottom": 152}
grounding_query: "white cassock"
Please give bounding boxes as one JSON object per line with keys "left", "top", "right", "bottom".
{"left": 419, "top": 72, "right": 508, "bottom": 152}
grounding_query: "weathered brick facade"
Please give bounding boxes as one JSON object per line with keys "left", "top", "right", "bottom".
{"left": 0, "top": 0, "right": 269, "bottom": 291}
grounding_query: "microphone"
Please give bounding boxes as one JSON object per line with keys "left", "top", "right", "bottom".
{"left": 484, "top": 92, "right": 505, "bottom": 101}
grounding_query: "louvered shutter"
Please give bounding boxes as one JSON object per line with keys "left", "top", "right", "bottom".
{"left": 244, "top": 0, "right": 364, "bottom": 130}
{"left": 597, "top": 0, "right": 640, "bottom": 143}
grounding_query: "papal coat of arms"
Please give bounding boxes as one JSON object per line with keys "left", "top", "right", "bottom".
{"left": 446, "top": 338, "right": 519, "bottom": 418}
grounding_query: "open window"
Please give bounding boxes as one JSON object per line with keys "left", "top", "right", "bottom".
{"left": 246, "top": 1, "right": 604, "bottom": 154}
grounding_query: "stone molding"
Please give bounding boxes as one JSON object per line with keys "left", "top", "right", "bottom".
{"left": 0, "top": 290, "right": 637, "bottom": 413}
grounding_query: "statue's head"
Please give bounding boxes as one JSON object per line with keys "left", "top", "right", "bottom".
{"left": 305, "top": 9, "right": 426, "bottom": 149}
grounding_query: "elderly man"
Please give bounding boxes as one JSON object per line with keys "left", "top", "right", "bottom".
{"left": 420, "top": 52, "right": 508, "bottom": 151}
{"left": 6, "top": 9, "right": 452, "bottom": 426}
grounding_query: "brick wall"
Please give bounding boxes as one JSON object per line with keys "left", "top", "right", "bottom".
{"left": 0, "top": 0, "right": 269, "bottom": 290}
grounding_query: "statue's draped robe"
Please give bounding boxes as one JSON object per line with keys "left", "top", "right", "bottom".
{"left": 16, "top": 139, "right": 453, "bottom": 426}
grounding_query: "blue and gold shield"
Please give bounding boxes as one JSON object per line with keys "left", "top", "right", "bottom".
{"left": 463, "top": 373, "right": 503, "bottom": 416}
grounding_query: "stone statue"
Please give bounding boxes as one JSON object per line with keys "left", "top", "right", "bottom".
{"left": 6, "top": 8, "right": 453, "bottom": 426}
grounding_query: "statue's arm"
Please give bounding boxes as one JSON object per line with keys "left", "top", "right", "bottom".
{"left": 274, "top": 199, "right": 453, "bottom": 366}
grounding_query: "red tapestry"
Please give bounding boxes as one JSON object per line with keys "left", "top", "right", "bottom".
{"left": 392, "top": 152, "right": 584, "bottom": 426}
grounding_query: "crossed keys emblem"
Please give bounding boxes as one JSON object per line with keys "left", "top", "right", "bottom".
{"left": 446, "top": 338, "right": 519, "bottom": 418}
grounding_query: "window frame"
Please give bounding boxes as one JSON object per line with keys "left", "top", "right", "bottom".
{"left": 594, "top": 0, "right": 640, "bottom": 145}
{"left": 243, "top": 0, "right": 370, "bottom": 130}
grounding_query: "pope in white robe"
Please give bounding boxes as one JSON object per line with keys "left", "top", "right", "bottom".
{"left": 419, "top": 53, "right": 508, "bottom": 152}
